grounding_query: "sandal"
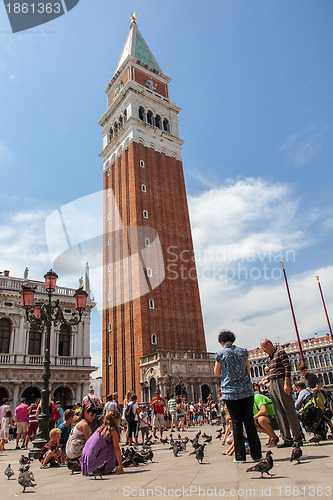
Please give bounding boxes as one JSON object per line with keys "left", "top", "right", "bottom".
{"left": 267, "top": 436, "right": 279, "bottom": 447}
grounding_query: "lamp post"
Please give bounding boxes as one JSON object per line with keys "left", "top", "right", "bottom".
{"left": 20, "top": 270, "right": 88, "bottom": 458}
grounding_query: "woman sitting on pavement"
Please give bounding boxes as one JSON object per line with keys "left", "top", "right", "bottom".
{"left": 81, "top": 410, "right": 123, "bottom": 476}
{"left": 66, "top": 405, "right": 97, "bottom": 464}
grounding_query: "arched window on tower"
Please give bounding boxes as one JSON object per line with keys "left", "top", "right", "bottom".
{"left": 163, "top": 118, "right": 170, "bottom": 133}
{"left": 119, "top": 115, "right": 123, "bottom": 127}
{"left": 28, "top": 324, "right": 42, "bottom": 356}
{"left": 123, "top": 109, "right": 127, "bottom": 121}
{"left": 155, "top": 115, "right": 161, "bottom": 129}
{"left": 147, "top": 110, "right": 153, "bottom": 126}
{"left": 151, "top": 334, "right": 157, "bottom": 345}
{"left": 139, "top": 107, "right": 145, "bottom": 122}
{"left": 114, "top": 121, "right": 118, "bottom": 134}
{"left": 0, "top": 319, "right": 11, "bottom": 353}
{"left": 59, "top": 324, "right": 71, "bottom": 357}
{"left": 109, "top": 127, "right": 113, "bottom": 141}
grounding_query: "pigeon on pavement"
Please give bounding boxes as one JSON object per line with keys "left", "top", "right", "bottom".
{"left": 246, "top": 451, "right": 275, "bottom": 478}
{"left": 19, "top": 455, "right": 31, "bottom": 466}
{"left": 88, "top": 460, "right": 108, "bottom": 479}
{"left": 4, "top": 464, "right": 14, "bottom": 480}
{"left": 18, "top": 470, "right": 36, "bottom": 493}
{"left": 189, "top": 443, "right": 206, "bottom": 463}
{"left": 290, "top": 442, "right": 303, "bottom": 464}
{"left": 66, "top": 458, "right": 81, "bottom": 474}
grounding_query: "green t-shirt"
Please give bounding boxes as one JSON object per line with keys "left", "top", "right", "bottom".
{"left": 253, "top": 394, "right": 275, "bottom": 416}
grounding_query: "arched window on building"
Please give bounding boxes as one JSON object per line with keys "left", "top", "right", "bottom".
{"left": 58, "top": 324, "right": 71, "bottom": 357}
{"left": 0, "top": 319, "right": 11, "bottom": 353}
{"left": 323, "top": 373, "right": 329, "bottom": 385}
{"left": 319, "top": 355, "right": 325, "bottom": 367}
{"left": 329, "top": 372, "right": 333, "bottom": 384}
{"left": 258, "top": 365, "right": 263, "bottom": 377}
{"left": 147, "top": 110, "right": 153, "bottom": 126}
{"left": 325, "top": 354, "right": 330, "bottom": 366}
{"left": 314, "top": 356, "right": 319, "bottom": 368}
{"left": 28, "top": 324, "right": 42, "bottom": 356}
{"left": 123, "top": 109, "right": 127, "bottom": 120}
{"left": 309, "top": 357, "right": 315, "bottom": 369}
{"left": 119, "top": 115, "right": 123, "bottom": 127}
{"left": 163, "top": 118, "right": 170, "bottom": 133}
{"left": 251, "top": 367, "right": 254, "bottom": 378}
{"left": 114, "top": 121, "right": 118, "bottom": 134}
{"left": 155, "top": 115, "right": 161, "bottom": 129}
{"left": 109, "top": 127, "right": 113, "bottom": 141}
{"left": 254, "top": 366, "right": 258, "bottom": 378}
{"left": 139, "top": 106, "right": 145, "bottom": 122}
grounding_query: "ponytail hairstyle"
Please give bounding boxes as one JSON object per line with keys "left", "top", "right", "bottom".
{"left": 76, "top": 405, "right": 98, "bottom": 423}
{"left": 98, "top": 410, "right": 120, "bottom": 439}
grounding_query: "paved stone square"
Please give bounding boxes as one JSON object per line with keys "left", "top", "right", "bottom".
{"left": 1, "top": 425, "right": 333, "bottom": 499}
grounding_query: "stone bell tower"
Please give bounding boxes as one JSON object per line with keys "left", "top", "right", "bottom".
{"left": 99, "top": 16, "right": 207, "bottom": 400}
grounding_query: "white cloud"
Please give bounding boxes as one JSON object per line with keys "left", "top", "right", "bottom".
{"left": 280, "top": 127, "right": 329, "bottom": 167}
{"left": 187, "top": 178, "right": 333, "bottom": 353}
{"left": 0, "top": 207, "right": 51, "bottom": 279}
{"left": 0, "top": 140, "right": 13, "bottom": 166}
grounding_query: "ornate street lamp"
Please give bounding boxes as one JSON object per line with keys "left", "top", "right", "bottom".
{"left": 20, "top": 270, "right": 88, "bottom": 459}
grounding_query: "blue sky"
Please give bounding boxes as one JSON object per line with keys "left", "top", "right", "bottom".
{"left": 1, "top": 0, "right": 333, "bottom": 374}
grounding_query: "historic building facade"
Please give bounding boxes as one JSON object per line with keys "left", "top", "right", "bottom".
{"left": 249, "top": 334, "right": 333, "bottom": 389}
{"left": 100, "top": 19, "right": 212, "bottom": 400}
{"left": 0, "top": 269, "right": 96, "bottom": 409}
{"left": 140, "top": 351, "right": 219, "bottom": 403}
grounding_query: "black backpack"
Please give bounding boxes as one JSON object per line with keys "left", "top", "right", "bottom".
{"left": 124, "top": 403, "right": 135, "bottom": 423}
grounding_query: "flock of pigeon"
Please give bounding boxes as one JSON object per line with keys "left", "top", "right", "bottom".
{"left": 4, "top": 455, "right": 36, "bottom": 493}
{"left": 2, "top": 429, "right": 306, "bottom": 490}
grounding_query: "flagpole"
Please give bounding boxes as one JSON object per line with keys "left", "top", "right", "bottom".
{"left": 316, "top": 276, "right": 333, "bottom": 343}
{"left": 280, "top": 262, "right": 304, "bottom": 361}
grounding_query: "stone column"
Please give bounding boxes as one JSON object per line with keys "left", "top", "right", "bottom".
{"left": 13, "top": 383, "right": 20, "bottom": 410}
{"left": 83, "top": 311, "right": 91, "bottom": 366}
{"left": 16, "top": 314, "right": 26, "bottom": 364}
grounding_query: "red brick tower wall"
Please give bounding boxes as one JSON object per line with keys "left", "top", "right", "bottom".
{"left": 102, "top": 142, "right": 206, "bottom": 400}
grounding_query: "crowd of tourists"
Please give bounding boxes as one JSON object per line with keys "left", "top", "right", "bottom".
{"left": 0, "top": 330, "right": 332, "bottom": 473}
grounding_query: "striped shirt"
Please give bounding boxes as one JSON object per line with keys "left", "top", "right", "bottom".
{"left": 267, "top": 346, "right": 291, "bottom": 379}
{"left": 28, "top": 405, "right": 38, "bottom": 424}
{"left": 167, "top": 398, "right": 176, "bottom": 412}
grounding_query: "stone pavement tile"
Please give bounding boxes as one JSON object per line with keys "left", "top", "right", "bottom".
{"left": 1, "top": 426, "right": 333, "bottom": 499}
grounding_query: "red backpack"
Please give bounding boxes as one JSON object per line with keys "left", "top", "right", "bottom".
{"left": 51, "top": 405, "right": 61, "bottom": 422}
